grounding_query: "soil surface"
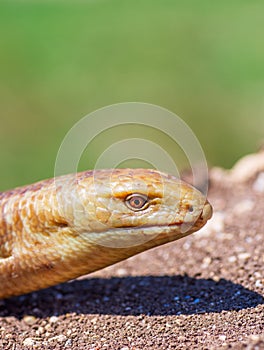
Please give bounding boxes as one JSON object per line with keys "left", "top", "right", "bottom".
{"left": 0, "top": 152, "right": 263, "bottom": 349}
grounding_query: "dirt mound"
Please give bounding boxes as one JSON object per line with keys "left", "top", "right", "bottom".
{"left": 0, "top": 151, "right": 263, "bottom": 349}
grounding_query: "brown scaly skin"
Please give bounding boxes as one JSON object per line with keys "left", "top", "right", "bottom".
{"left": 0, "top": 169, "right": 212, "bottom": 299}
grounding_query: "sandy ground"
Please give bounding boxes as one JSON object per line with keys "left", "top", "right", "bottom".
{"left": 0, "top": 152, "right": 263, "bottom": 349}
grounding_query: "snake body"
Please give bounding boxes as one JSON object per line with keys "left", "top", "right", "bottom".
{"left": 0, "top": 169, "right": 212, "bottom": 299}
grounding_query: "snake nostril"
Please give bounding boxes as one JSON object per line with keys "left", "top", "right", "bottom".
{"left": 188, "top": 205, "right": 194, "bottom": 213}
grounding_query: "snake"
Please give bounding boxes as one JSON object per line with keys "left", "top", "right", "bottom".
{"left": 0, "top": 168, "right": 212, "bottom": 299}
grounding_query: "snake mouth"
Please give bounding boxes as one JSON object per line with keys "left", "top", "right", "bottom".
{"left": 79, "top": 201, "right": 213, "bottom": 239}
{"left": 80, "top": 202, "right": 213, "bottom": 249}
{"left": 168, "top": 201, "right": 213, "bottom": 227}
{"left": 94, "top": 201, "right": 213, "bottom": 233}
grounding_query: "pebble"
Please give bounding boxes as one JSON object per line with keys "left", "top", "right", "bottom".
{"left": 201, "top": 256, "right": 212, "bottom": 268}
{"left": 193, "top": 298, "right": 200, "bottom": 304}
{"left": 237, "top": 252, "right": 251, "bottom": 261}
{"left": 36, "top": 326, "right": 45, "bottom": 336}
{"left": 116, "top": 268, "right": 128, "bottom": 276}
{"left": 250, "top": 334, "right": 262, "bottom": 341}
{"left": 255, "top": 280, "right": 263, "bottom": 288}
{"left": 219, "top": 335, "right": 227, "bottom": 341}
{"left": 176, "top": 335, "right": 185, "bottom": 342}
{"left": 48, "top": 334, "right": 67, "bottom": 343}
{"left": 23, "top": 338, "right": 35, "bottom": 346}
{"left": 229, "top": 151, "right": 264, "bottom": 182}
{"left": 254, "top": 271, "right": 262, "bottom": 278}
{"left": 232, "top": 200, "right": 254, "bottom": 215}
{"left": 65, "top": 338, "right": 73, "bottom": 347}
{"left": 23, "top": 315, "right": 37, "bottom": 325}
{"left": 49, "top": 316, "right": 59, "bottom": 323}
{"left": 253, "top": 172, "right": 264, "bottom": 192}
{"left": 228, "top": 256, "right": 237, "bottom": 263}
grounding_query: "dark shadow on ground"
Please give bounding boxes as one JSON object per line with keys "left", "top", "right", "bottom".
{"left": 1, "top": 275, "right": 263, "bottom": 318}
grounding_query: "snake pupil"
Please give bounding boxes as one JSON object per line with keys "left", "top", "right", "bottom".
{"left": 188, "top": 205, "right": 194, "bottom": 213}
{"left": 125, "top": 194, "right": 148, "bottom": 211}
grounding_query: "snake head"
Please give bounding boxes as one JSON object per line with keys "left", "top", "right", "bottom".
{"left": 57, "top": 169, "right": 212, "bottom": 248}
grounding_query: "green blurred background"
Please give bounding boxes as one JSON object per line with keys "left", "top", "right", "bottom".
{"left": 0, "top": 0, "right": 263, "bottom": 191}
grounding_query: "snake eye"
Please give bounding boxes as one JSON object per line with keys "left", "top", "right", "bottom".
{"left": 125, "top": 194, "right": 149, "bottom": 211}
